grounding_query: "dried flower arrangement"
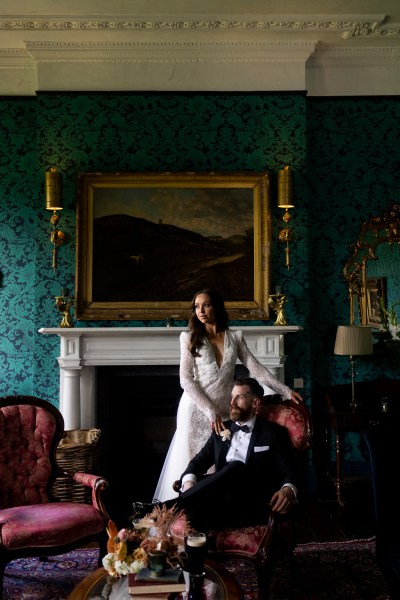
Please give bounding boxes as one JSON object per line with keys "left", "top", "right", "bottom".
{"left": 102, "top": 504, "right": 190, "bottom": 578}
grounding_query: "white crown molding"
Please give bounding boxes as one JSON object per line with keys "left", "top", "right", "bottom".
{"left": 1, "top": 40, "right": 397, "bottom": 67}
{"left": 308, "top": 46, "right": 400, "bottom": 67}
{"left": 306, "top": 46, "right": 400, "bottom": 95}
{"left": 0, "top": 14, "right": 393, "bottom": 39}
{"left": 0, "top": 48, "right": 35, "bottom": 67}
{"left": 1, "top": 37, "right": 400, "bottom": 95}
{"left": 370, "top": 23, "right": 400, "bottom": 38}
{"left": 24, "top": 40, "right": 317, "bottom": 64}
{"left": 22, "top": 40, "right": 314, "bottom": 93}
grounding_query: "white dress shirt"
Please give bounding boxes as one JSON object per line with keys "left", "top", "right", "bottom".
{"left": 225, "top": 416, "right": 256, "bottom": 463}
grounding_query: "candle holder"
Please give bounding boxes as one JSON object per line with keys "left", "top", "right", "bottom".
{"left": 55, "top": 295, "right": 75, "bottom": 328}
{"left": 268, "top": 293, "right": 288, "bottom": 326}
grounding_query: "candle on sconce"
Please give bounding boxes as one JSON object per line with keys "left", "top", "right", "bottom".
{"left": 275, "top": 286, "right": 282, "bottom": 295}
{"left": 61, "top": 288, "right": 69, "bottom": 297}
{"left": 277, "top": 166, "right": 294, "bottom": 208}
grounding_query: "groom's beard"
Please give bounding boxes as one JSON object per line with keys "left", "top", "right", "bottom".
{"left": 230, "top": 405, "right": 253, "bottom": 423}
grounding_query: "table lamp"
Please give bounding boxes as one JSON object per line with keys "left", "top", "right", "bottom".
{"left": 334, "top": 325, "right": 373, "bottom": 411}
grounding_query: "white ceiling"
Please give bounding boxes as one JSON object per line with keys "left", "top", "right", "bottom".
{"left": 1, "top": 1, "right": 400, "bottom": 96}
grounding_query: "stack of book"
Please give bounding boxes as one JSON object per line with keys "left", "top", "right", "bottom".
{"left": 128, "top": 567, "right": 186, "bottom": 599}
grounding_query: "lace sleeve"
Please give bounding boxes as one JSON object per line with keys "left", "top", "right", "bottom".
{"left": 179, "top": 332, "right": 217, "bottom": 422}
{"left": 235, "top": 330, "right": 293, "bottom": 400}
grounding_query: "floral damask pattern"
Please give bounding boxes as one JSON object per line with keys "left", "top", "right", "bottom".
{"left": 0, "top": 99, "right": 39, "bottom": 396}
{"left": 1, "top": 94, "right": 400, "bottom": 466}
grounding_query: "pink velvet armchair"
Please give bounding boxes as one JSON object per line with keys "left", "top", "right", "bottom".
{"left": 0, "top": 395, "right": 110, "bottom": 595}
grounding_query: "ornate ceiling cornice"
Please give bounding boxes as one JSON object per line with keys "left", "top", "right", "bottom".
{"left": 22, "top": 40, "right": 317, "bottom": 64}
{"left": 0, "top": 14, "right": 398, "bottom": 39}
{"left": 308, "top": 46, "right": 400, "bottom": 67}
{"left": 2, "top": 40, "right": 399, "bottom": 69}
{"left": 0, "top": 48, "right": 36, "bottom": 67}
{"left": 1, "top": 13, "right": 400, "bottom": 96}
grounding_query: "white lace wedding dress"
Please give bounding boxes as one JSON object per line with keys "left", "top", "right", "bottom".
{"left": 153, "top": 329, "right": 293, "bottom": 502}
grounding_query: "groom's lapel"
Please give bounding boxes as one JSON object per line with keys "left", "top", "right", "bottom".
{"left": 245, "top": 418, "right": 260, "bottom": 463}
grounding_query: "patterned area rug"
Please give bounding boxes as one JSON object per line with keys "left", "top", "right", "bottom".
{"left": 271, "top": 537, "right": 392, "bottom": 600}
{"left": 2, "top": 538, "right": 392, "bottom": 600}
{"left": 215, "top": 537, "right": 392, "bottom": 600}
{"left": 3, "top": 550, "right": 99, "bottom": 600}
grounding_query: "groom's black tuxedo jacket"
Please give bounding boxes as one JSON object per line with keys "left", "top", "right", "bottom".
{"left": 180, "top": 416, "right": 298, "bottom": 499}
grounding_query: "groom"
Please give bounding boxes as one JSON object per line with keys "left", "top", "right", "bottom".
{"left": 134, "top": 377, "right": 298, "bottom": 532}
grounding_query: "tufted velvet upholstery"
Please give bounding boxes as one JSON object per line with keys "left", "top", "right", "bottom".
{"left": 0, "top": 396, "right": 110, "bottom": 595}
{"left": 211, "top": 520, "right": 275, "bottom": 558}
{"left": 0, "top": 403, "right": 57, "bottom": 508}
{"left": 257, "top": 398, "right": 312, "bottom": 452}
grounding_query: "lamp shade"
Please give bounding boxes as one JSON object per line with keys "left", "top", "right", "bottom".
{"left": 45, "top": 167, "right": 63, "bottom": 211}
{"left": 334, "top": 325, "right": 373, "bottom": 357}
{"left": 277, "top": 165, "right": 294, "bottom": 209}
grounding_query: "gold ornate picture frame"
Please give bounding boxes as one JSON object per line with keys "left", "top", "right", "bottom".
{"left": 76, "top": 171, "right": 271, "bottom": 321}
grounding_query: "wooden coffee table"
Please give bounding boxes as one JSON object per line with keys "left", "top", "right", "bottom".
{"left": 68, "top": 559, "right": 243, "bottom": 599}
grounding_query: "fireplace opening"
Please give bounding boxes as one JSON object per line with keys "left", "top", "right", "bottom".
{"left": 96, "top": 366, "right": 182, "bottom": 522}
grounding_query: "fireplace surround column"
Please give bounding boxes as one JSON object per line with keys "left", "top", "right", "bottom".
{"left": 39, "top": 326, "right": 303, "bottom": 430}
{"left": 60, "top": 367, "right": 82, "bottom": 429}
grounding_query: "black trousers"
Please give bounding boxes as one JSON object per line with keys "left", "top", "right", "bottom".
{"left": 167, "top": 461, "right": 269, "bottom": 533}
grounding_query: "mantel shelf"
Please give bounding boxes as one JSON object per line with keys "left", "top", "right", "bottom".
{"left": 39, "top": 325, "right": 303, "bottom": 429}
{"left": 39, "top": 325, "right": 302, "bottom": 336}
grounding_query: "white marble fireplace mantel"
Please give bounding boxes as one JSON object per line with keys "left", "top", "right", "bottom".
{"left": 39, "top": 325, "right": 303, "bottom": 430}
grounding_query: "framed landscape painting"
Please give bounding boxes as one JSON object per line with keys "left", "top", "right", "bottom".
{"left": 75, "top": 171, "right": 271, "bottom": 321}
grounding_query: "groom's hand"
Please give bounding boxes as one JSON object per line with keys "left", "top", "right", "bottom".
{"left": 269, "top": 487, "right": 295, "bottom": 514}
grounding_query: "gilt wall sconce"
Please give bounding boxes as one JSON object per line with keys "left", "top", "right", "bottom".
{"left": 45, "top": 167, "right": 65, "bottom": 270}
{"left": 277, "top": 166, "right": 295, "bottom": 270}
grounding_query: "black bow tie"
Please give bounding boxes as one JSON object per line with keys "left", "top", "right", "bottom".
{"left": 231, "top": 423, "right": 250, "bottom": 433}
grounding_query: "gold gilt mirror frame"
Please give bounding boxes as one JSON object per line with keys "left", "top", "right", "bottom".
{"left": 343, "top": 203, "right": 400, "bottom": 326}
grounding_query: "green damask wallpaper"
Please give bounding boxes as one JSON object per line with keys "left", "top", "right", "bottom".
{"left": 32, "top": 92, "right": 308, "bottom": 402}
{"left": 1, "top": 93, "right": 400, "bottom": 473}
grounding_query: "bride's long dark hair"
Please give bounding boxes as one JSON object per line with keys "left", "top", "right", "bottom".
{"left": 188, "top": 288, "right": 229, "bottom": 356}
